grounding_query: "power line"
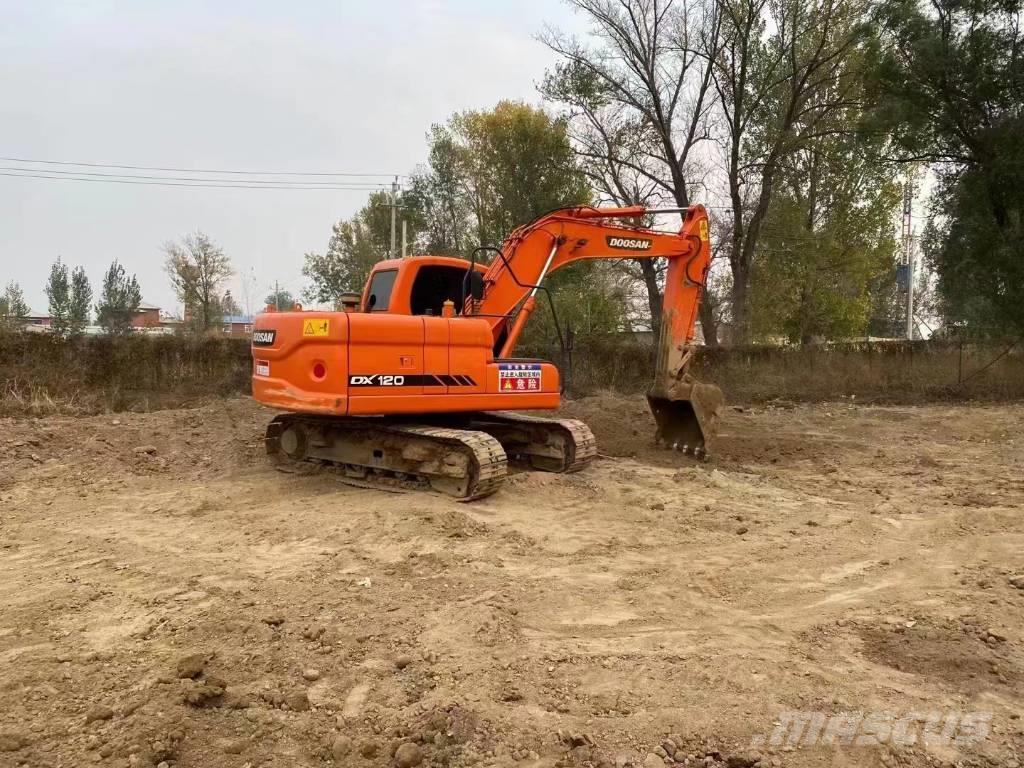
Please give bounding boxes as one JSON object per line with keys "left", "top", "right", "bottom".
{"left": 0, "top": 171, "right": 389, "bottom": 191}
{"left": 0, "top": 155, "right": 405, "bottom": 178}
{"left": 0, "top": 166, "right": 388, "bottom": 187}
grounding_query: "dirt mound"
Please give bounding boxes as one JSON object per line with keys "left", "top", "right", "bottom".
{"left": 858, "top": 617, "right": 1022, "bottom": 695}
{"left": 0, "top": 397, "right": 270, "bottom": 489}
{"left": 558, "top": 391, "right": 659, "bottom": 458}
{"left": 559, "top": 392, "right": 864, "bottom": 470}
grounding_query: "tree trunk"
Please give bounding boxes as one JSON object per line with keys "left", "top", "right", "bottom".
{"left": 638, "top": 258, "right": 663, "bottom": 340}
{"left": 698, "top": 290, "right": 719, "bottom": 347}
{"left": 730, "top": 268, "right": 748, "bottom": 345}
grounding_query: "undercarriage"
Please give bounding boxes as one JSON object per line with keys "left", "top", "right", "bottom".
{"left": 264, "top": 411, "right": 597, "bottom": 500}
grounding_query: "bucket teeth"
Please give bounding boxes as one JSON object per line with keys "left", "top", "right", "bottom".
{"left": 648, "top": 376, "right": 724, "bottom": 460}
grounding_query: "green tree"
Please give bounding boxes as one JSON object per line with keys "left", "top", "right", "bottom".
{"left": 518, "top": 261, "right": 630, "bottom": 349}
{"left": 96, "top": 260, "right": 142, "bottom": 335}
{"left": 750, "top": 153, "right": 900, "bottom": 342}
{"left": 873, "top": 0, "right": 1024, "bottom": 334}
{"left": 403, "top": 101, "right": 623, "bottom": 342}
{"left": 925, "top": 152, "right": 1024, "bottom": 335}
{"left": 302, "top": 216, "right": 385, "bottom": 305}
{"left": 407, "top": 102, "right": 592, "bottom": 251}
{"left": 749, "top": 37, "right": 902, "bottom": 343}
{"left": 164, "top": 232, "right": 233, "bottom": 332}
{"left": 405, "top": 127, "right": 471, "bottom": 256}
{"left": 68, "top": 267, "right": 92, "bottom": 334}
{"left": 452, "top": 101, "right": 592, "bottom": 245}
{"left": 45, "top": 259, "right": 71, "bottom": 336}
{"left": 264, "top": 288, "right": 295, "bottom": 310}
{"left": 306, "top": 101, "right": 618, "bottom": 339}
{"left": 222, "top": 290, "right": 241, "bottom": 316}
{"left": 0, "top": 281, "right": 29, "bottom": 330}
{"left": 45, "top": 260, "right": 91, "bottom": 336}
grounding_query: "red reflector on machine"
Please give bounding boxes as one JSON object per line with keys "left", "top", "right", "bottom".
{"left": 312, "top": 362, "right": 327, "bottom": 380}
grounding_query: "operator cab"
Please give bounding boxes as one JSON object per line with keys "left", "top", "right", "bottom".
{"left": 362, "top": 257, "right": 486, "bottom": 316}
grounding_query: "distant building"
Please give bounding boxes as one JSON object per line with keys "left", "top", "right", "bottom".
{"left": 19, "top": 301, "right": 247, "bottom": 336}
{"left": 23, "top": 310, "right": 52, "bottom": 328}
{"left": 131, "top": 302, "right": 162, "bottom": 328}
{"left": 21, "top": 302, "right": 184, "bottom": 335}
{"left": 222, "top": 314, "right": 254, "bottom": 337}
{"left": 132, "top": 301, "right": 187, "bottom": 334}
{"left": 158, "top": 315, "right": 184, "bottom": 332}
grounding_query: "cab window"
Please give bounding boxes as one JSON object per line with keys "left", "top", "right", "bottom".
{"left": 410, "top": 265, "right": 471, "bottom": 316}
{"left": 366, "top": 270, "right": 397, "bottom": 312}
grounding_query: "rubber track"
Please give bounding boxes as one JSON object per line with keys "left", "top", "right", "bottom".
{"left": 479, "top": 411, "right": 598, "bottom": 473}
{"left": 266, "top": 416, "right": 508, "bottom": 501}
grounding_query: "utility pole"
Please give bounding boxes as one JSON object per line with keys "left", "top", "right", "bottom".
{"left": 274, "top": 280, "right": 280, "bottom": 311}
{"left": 401, "top": 219, "right": 408, "bottom": 258}
{"left": 390, "top": 176, "right": 399, "bottom": 258}
{"left": 902, "top": 180, "right": 914, "bottom": 339}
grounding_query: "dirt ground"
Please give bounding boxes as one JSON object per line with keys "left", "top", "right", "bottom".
{"left": 1, "top": 393, "right": 1022, "bottom": 768}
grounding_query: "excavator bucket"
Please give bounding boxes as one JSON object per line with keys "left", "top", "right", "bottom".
{"left": 647, "top": 375, "right": 724, "bottom": 460}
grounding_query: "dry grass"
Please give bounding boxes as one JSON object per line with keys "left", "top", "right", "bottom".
{"left": 0, "top": 377, "right": 70, "bottom": 416}
{"left": 538, "top": 337, "right": 1024, "bottom": 403}
{"left": 2, "top": 331, "right": 1022, "bottom": 416}
{"left": 0, "top": 332, "right": 250, "bottom": 415}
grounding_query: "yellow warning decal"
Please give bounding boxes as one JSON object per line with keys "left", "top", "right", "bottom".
{"left": 699, "top": 219, "right": 709, "bottom": 242}
{"left": 303, "top": 319, "right": 330, "bottom": 337}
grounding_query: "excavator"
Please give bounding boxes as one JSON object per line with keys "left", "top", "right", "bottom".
{"left": 251, "top": 204, "right": 723, "bottom": 499}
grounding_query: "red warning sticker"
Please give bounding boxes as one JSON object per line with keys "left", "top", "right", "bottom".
{"left": 498, "top": 363, "right": 541, "bottom": 392}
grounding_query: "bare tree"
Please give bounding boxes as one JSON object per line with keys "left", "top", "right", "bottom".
{"left": 541, "top": 0, "right": 724, "bottom": 343}
{"left": 542, "top": 0, "right": 721, "bottom": 204}
{"left": 542, "top": 66, "right": 668, "bottom": 334}
{"left": 543, "top": 0, "right": 870, "bottom": 344}
{"left": 164, "top": 232, "right": 233, "bottom": 333}
{"left": 712, "top": 0, "right": 867, "bottom": 340}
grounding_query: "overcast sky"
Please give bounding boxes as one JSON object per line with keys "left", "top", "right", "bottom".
{"left": 1, "top": 0, "right": 585, "bottom": 316}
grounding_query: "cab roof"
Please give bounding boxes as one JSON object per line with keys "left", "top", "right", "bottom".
{"left": 370, "top": 255, "right": 480, "bottom": 272}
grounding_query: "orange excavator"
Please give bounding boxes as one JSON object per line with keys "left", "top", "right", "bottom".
{"left": 251, "top": 204, "right": 723, "bottom": 499}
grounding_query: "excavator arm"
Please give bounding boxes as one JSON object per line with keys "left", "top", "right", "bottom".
{"left": 469, "top": 204, "right": 724, "bottom": 456}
